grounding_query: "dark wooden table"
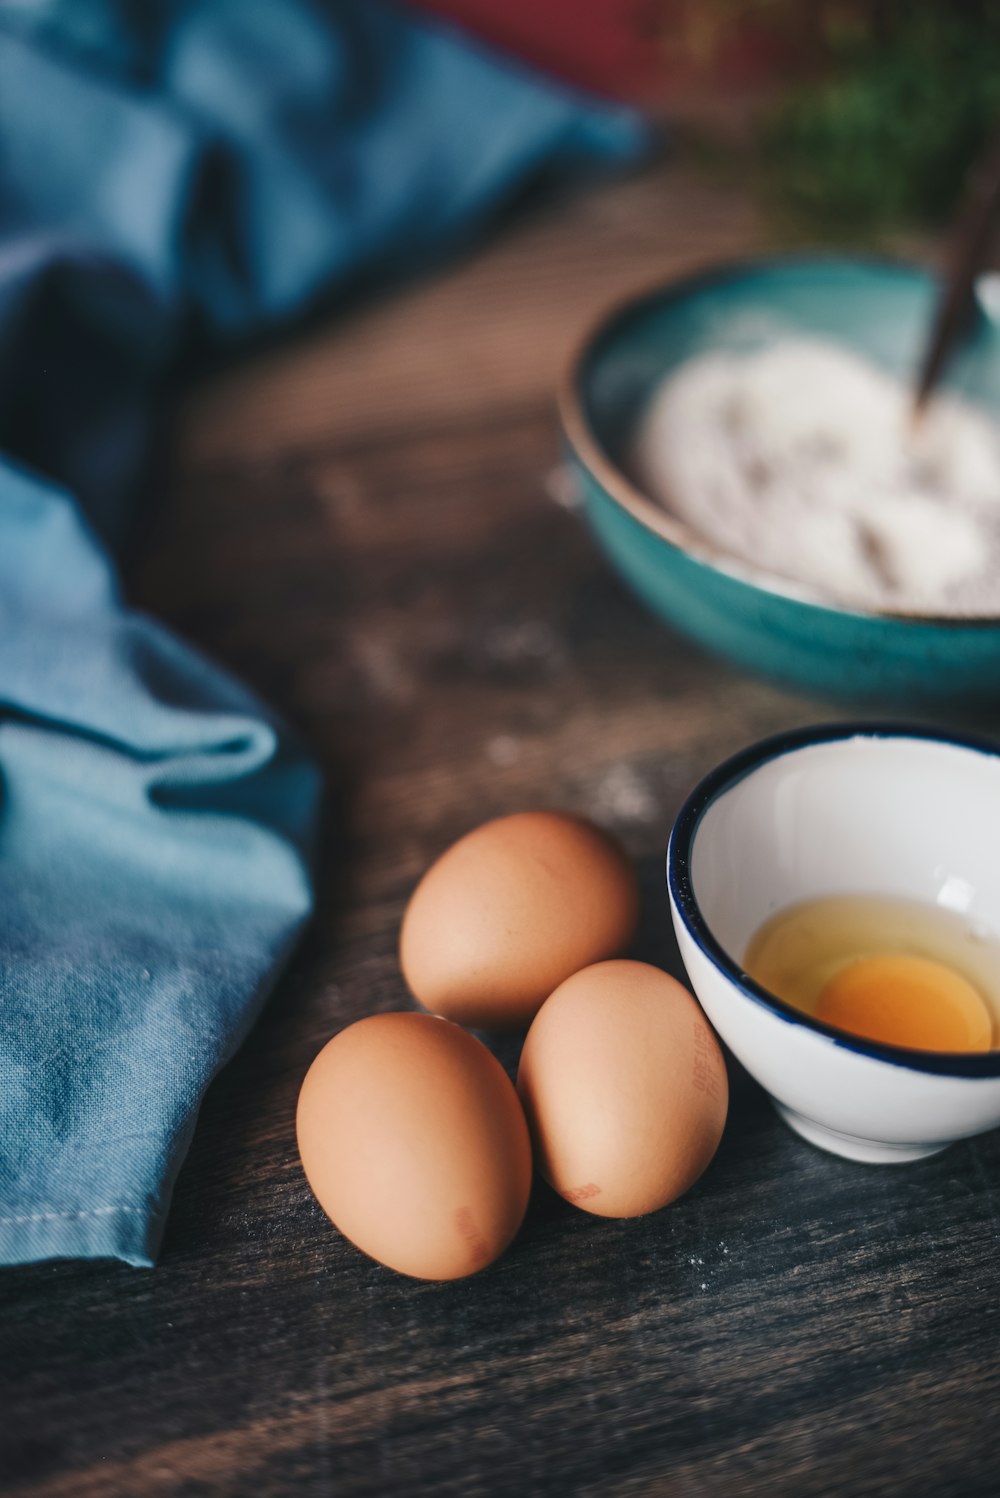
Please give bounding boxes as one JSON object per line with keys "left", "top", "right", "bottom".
{"left": 4, "top": 154, "right": 1000, "bottom": 1498}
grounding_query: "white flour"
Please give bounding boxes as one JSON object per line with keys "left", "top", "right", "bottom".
{"left": 631, "top": 339, "right": 1000, "bottom": 614}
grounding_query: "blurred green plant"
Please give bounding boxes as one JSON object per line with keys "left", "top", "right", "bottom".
{"left": 758, "top": 1, "right": 1000, "bottom": 236}
{"left": 665, "top": 1, "right": 1000, "bottom": 238}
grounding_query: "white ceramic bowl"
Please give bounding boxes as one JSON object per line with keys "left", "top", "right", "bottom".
{"left": 668, "top": 724, "right": 1000, "bottom": 1164}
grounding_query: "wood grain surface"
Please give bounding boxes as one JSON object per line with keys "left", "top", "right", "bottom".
{"left": 3, "top": 153, "right": 1000, "bottom": 1498}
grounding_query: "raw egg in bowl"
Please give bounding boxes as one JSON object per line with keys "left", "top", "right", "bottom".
{"left": 667, "top": 723, "right": 1000, "bottom": 1163}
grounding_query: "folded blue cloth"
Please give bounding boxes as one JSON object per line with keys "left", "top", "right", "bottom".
{"left": 0, "top": 458, "right": 319, "bottom": 1265}
{"left": 0, "top": 0, "right": 646, "bottom": 535}
{"left": 0, "top": 1, "right": 646, "bottom": 1265}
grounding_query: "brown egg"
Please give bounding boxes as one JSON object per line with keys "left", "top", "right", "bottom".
{"left": 296, "top": 1012, "right": 532, "bottom": 1280}
{"left": 517, "top": 960, "right": 728, "bottom": 1218}
{"left": 399, "top": 811, "right": 639, "bottom": 1030}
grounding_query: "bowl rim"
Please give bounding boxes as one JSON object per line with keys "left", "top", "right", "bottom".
{"left": 558, "top": 252, "right": 1000, "bottom": 628}
{"left": 667, "top": 720, "right": 1000, "bottom": 1078}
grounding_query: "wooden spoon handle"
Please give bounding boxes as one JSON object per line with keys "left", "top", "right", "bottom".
{"left": 913, "top": 134, "right": 1000, "bottom": 415}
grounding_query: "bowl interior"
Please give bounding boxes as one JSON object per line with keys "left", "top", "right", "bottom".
{"left": 688, "top": 731, "right": 1000, "bottom": 966}
{"left": 582, "top": 259, "right": 1000, "bottom": 493}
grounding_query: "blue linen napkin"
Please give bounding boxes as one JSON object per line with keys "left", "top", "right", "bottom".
{"left": 0, "top": 1, "right": 647, "bottom": 1265}
{"left": 0, "top": 457, "right": 320, "bottom": 1266}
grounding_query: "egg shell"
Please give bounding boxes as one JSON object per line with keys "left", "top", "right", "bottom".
{"left": 399, "top": 811, "right": 639, "bottom": 1030}
{"left": 296, "top": 1012, "right": 532, "bottom": 1280}
{"left": 517, "top": 960, "right": 728, "bottom": 1218}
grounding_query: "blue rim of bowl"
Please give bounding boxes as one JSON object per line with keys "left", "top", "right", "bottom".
{"left": 558, "top": 253, "right": 1000, "bottom": 628}
{"left": 667, "top": 720, "right": 1000, "bottom": 1078}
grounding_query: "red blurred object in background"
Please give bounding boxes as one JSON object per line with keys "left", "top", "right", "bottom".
{"left": 403, "top": 0, "right": 806, "bottom": 107}
{"left": 405, "top": 0, "right": 664, "bottom": 100}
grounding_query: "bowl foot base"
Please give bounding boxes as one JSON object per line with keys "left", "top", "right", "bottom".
{"left": 773, "top": 1103, "right": 948, "bottom": 1164}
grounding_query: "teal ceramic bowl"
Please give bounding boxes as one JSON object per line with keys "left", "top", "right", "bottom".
{"left": 559, "top": 257, "right": 1000, "bottom": 700}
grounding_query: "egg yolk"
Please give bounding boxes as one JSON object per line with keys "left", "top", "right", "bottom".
{"left": 815, "top": 953, "right": 993, "bottom": 1052}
